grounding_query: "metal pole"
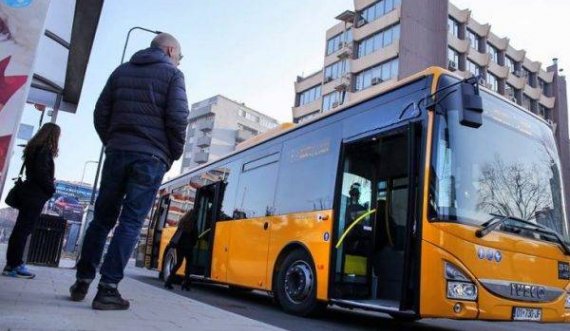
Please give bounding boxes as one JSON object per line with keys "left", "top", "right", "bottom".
{"left": 80, "top": 161, "right": 98, "bottom": 185}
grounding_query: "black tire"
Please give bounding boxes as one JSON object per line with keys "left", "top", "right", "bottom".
{"left": 274, "top": 249, "right": 322, "bottom": 316}
{"left": 161, "top": 247, "right": 177, "bottom": 283}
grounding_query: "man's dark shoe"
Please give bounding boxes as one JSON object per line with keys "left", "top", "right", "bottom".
{"left": 69, "top": 280, "right": 91, "bottom": 302}
{"left": 92, "top": 284, "right": 130, "bottom": 310}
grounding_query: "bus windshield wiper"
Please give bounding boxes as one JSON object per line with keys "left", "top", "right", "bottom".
{"left": 476, "top": 213, "right": 570, "bottom": 255}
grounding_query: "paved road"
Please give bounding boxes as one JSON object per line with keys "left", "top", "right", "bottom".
{"left": 128, "top": 269, "right": 568, "bottom": 331}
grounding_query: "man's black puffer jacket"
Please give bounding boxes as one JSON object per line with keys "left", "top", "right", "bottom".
{"left": 94, "top": 46, "right": 189, "bottom": 168}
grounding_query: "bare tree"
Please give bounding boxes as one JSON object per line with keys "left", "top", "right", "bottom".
{"left": 477, "top": 156, "right": 550, "bottom": 221}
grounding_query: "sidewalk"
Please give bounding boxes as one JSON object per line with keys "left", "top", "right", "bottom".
{"left": 0, "top": 244, "right": 284, "bottom": 330}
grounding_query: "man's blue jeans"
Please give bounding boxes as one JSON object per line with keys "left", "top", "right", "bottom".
{"left": 76, "top": 149, "right": 166, "bottom": 284}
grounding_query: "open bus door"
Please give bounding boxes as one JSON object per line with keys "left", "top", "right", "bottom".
{"left": 145, "top": 194, "right": 170, "bottom": 271}
{"left": 331, "top": 122, "right": 422, "bottom": 318}
{"left": 188, "top": 181, "right": 225, "bottom": 278}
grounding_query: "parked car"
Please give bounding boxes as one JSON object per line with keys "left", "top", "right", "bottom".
{"left": 47, "top": 193, "right": 63, "bottom": 211}
{"left": 53, "top": 196, "right": 83, "bottom": 221}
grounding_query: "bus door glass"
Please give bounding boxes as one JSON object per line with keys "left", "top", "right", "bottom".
{"left": 189, "top": 181, "right": 224, "bottom": 277}
{"left": 334, "top": 130, "right": 411, "bottom": 308}
{"left": 145, "top": 194, "right": 170, "bottom": 269}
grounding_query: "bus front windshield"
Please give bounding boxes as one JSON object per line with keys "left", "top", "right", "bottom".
{"left": 431, "top": 90, "right": 570, "bottom": 244}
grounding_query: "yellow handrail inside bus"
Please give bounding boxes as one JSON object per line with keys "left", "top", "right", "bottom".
{"left": 198, "top": 228, "right": 211, "bottom": 239}
{"left": 335, "top": 209, "right": 377, "bottom": 249}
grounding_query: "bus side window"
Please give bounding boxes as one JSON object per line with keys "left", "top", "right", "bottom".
{"left": 235, "top": 152, "right": 280, "bottom": 219}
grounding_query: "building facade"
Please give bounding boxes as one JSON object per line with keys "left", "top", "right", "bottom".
{"left": 181, "top": 95, "right": 279, "bottom": 174}
{"left": 292, "top": 0, "right": 570, "bottom": 223}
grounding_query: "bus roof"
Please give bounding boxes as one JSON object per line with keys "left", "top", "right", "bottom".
{"left": 163, "top": 66, "right": 551, "bottom": 188}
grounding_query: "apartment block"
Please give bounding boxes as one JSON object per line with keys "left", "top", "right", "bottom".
{"left": 181, "top": 95, "right": 279, "bottom": 174}
{"left": 292, "top": 0, "right": 570, "bottom": 221}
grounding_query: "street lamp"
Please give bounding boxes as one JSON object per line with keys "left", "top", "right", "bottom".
{"left": 80, "top": 160, "right": 98, "bottom": 185}
{"left": 89, "top": 26, "right": 161, "bottom": 206}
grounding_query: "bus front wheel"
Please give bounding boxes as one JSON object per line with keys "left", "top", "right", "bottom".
{"left": 274, "top": 249, "right": 321, "bottom": 316}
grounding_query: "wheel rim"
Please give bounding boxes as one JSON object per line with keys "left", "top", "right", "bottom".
{"left": 284, "top": 260, "right": 314, "bottom": 304}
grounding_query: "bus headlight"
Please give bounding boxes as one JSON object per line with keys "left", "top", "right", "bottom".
{"left": 445, "top": 262, "right": 478, "bottom": 301}
{"left": 565, "top": 293, "right": 570, "bottom": 309}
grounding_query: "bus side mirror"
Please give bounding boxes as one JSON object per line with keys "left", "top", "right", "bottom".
{"left": 460, "top": 82, "right": 483, "bottom": 128}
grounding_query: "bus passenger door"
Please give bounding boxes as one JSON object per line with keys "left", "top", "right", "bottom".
{"left": 145, "top": 194, "right": 170, "bottom": 270}
{"left": 189, "top": 181, "right": 224, "bottom": 278}
{"left": 333, "top": 125, "right": 420, "bottom": 312}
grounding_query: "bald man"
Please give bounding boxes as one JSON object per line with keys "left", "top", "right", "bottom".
{"left": 70, "top": 33, "right": 189, "bottom": 310}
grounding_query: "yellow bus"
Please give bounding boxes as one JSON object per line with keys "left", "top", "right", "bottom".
{"left": 138, "top": 67, "right": 570, "bottom": 322}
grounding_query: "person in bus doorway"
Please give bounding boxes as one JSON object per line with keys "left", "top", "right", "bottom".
{"left": 345, "top": 182, "right": 370, "bottom": 255}
{"left": 164, "top": 209, "right": 198, "bottom": 291}
{"left": 69, "top": 33, "right": 189, "bottom": 310}
{"left": 2, "top": 123, "right": 60, "bottom": 279}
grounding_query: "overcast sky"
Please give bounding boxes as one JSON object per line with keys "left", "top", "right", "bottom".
{"left": 5, "top": 0, "right": 570, "bottom": 201}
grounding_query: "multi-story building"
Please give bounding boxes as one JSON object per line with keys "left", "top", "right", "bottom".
{"left": 181, "top": 95, "right": 279, "bottom": 174}
{"left": 292, "top": 0, "right": 570, "bottom": 224}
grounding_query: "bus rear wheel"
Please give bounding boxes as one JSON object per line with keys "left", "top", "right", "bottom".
{"left": 161, "top": 247, "right": 177, "bottom": 282}
{"left": 275, "top": 249, "right": 321, "bottom": 316}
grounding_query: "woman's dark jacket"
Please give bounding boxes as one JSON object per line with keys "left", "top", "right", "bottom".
{"left": 22, "top": 146, "right": 56, "bottom": 204}
{"left": 170, "top": 211, "right": 198, "bottom": 251}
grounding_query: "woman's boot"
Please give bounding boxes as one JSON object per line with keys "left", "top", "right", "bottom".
{"left": 164, "top": 275, "right": 174, "bottom": 290}
{"left": 181, "top": 277, "right": 191, "bottom": 291}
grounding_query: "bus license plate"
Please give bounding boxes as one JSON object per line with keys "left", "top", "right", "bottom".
{"left": 512, "top": 307, "right": 542, "bottom": 321}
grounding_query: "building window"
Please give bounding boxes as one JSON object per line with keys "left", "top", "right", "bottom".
{"left": 466, "top": 29, "right": 479, "bottom": 50}
{"left": 238, "top": 123, "right": 258, "bottom": 135}
{"left": 488, "top": 43, "right": 498, "bottom": 63}
{"left": 448, "top": 17, "right": 459, "bottom": 37}
{"left": 522, "top": 67, "right": 533, "bottom": 86}
{"left": 239, "top": 109, "right": 260, "bottom": 123}
{"left": 355, "top": 58, "right": 399, "bottom": 91}
{"left": 324, "top": 59, "right": 350, "bottom": 82}
{"left": 298, "top": 85, "right": 322, "bottom": 106}
{"left": 466, "top": 60, "right": 480, "bottom": 76}
{"left": 322, "top": 91, "right": 341, "bottom": 112}
{"left": 297, "top": 111, "right": 320, "bottom": 124}
{"left": 505, "top": 56, "right": 517, "bottom": 74}
{"left": 326, "top": 29, "right": 352, "bottom": 55}
{"left": 357, "top": 24, "right": 400, "bottom": 58}
{"left": 259, "top": 118, "right": 278, "bottom": 129}
{"left": 539, "top": 105, "right": 550, "bottom": 120}
{"left": 486, "top": 73, "right": 498, "bottom": 92}
{"left": 447, "top": 47, "right": 459, "bottom": 69}
{"left": 522, "top": 94, "right": 532, "bottom": 110}
{"left": 538, "top": 78, "right": 548, "bottom": 95}
{"left": 357, "top": 0, "right": 401, "bottom": 27}
{"left": 505, "top": 83, "right": 516, "bottom": 101}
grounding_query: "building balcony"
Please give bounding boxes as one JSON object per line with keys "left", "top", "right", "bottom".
{"left": 467, "top": 49, "right": 491, "bottom": 67}
{"left": 448, "top": 34, "right": 469, "bottom": 54}
{"left": 196, "top": 135, "right": 211, "bottom": 148}
{"left": 524, "top": 84, "right": 542, "bottom": 100}
{"left": 188, "top": 105, "right": 213, "bottom": 121}
{"left": 487, "top": 61, "right": 509, "bottom": 79}
{"left": 352, "top": 6, "right": 400, "bottom": 42}
{"left": 294, "top": 70, "right": 323, "bottom": 94}
{"left": 193, "top": 151, "right": 209, "bottom": 164}
{"left": 197, "top": 121, "right": 214, "bottom": 132}
{"left": 538, "top": 69, "right": 554, "bottom": 84}
{"left": 506, "top": 71, "right": 527, "bottom": 90}
{"left": 235, "top": 129, "right": 254, "bottom": 143}
{"left": 539, "top": 94, "right": 556, "bottom": 109}
{"left": 351, "top": 40, "right": 399, "bottom": 74}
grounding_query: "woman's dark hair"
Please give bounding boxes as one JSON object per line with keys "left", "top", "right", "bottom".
{"left": 23, "top": 123, "right": 61, "bottom": 160}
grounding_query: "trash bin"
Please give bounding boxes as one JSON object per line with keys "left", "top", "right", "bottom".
{"left": 26, "top": 214, "right": 66, "bottom": 267}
